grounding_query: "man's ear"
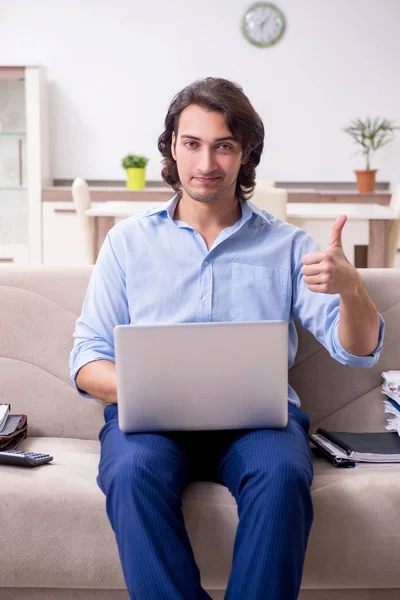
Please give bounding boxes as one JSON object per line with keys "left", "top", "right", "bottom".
{"left": 241, "top": 149, "right": 250, "bottom": 165}
{"left": 171, "top": 132, "right": 177, "bottom": 161}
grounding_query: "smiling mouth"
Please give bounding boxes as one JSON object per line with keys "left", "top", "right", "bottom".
{"left": 194, "top": 176, "right": 221, "bottom": 183}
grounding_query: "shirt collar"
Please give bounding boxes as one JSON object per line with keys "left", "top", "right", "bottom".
{"left": 141, "top": 194, "right": 181, "bottom": 219}
{"left": 142, "top": 193, "right": 274, "bottom": 226}
{"left": 241, "top": 199, "right": 274, "bottom": 226}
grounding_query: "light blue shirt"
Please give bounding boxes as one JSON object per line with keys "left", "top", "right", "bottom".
{"left": 70, "top": 195, "right": 384, "bottom": 406}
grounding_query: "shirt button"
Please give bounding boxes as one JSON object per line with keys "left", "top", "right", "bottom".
{"left": 203, "top": 260, "right": 209, "bottom": 266}
{"left": 202, "top": 295, "right": 208, "bottom": 301}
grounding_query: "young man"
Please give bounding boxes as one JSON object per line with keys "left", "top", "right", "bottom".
{"left": 70, "top": 77, "right": 384, "bottom": 600}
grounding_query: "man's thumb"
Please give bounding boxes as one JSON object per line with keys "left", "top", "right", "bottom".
{"left": 329, "top": 214, "right": 347, "bottom": 247}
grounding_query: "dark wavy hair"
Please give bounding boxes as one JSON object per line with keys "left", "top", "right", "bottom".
{"left": 158, "top": 77, "right": 265, "bottom": 202}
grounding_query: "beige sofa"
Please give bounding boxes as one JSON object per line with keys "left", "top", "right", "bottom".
{"left": 1, "top": 265, "right": 400, "bottom": 600}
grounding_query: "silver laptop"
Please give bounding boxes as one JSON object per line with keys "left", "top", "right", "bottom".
{"left": 114, "top": 320, "right": 288, "bottom": 432}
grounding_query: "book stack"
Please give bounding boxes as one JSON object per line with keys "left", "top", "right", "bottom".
{"left": 381, "top": 371, "right": 400, "bottom": 436}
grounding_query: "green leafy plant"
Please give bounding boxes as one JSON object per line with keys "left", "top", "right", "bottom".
{"left": 343, "top": 117, "right": 398, "bottom": 170}
{"left": 121, "top": 154, "right": 149, "bottom": 169}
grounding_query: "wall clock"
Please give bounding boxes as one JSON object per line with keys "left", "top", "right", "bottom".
{"left": 242, "top": 2, "right": 286, "bottom": 48}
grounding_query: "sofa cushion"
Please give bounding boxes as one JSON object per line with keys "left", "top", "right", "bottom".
{"left": 1, "top": 437, "right": 400, "bottom": 592}
{"left": 0, "top": 267, "right": 105, "bottom": 441}
{"left": 0, "top": 437, "right": 124, "bottom": 590}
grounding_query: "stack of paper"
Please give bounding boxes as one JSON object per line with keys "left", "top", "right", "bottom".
{"left": 381, "top": 371, "right": 400, "bottom": 436}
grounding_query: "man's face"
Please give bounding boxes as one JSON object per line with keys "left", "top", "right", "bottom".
{"left": 171, "top": 104, "right": 248, "bottom": 204}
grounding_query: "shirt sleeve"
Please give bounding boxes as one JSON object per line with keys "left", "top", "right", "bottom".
{"left": 69, "top": 232, "right": 130, "bottom": 398}
{"left": 290, "top": 229, "right": 385, "bottom": 368}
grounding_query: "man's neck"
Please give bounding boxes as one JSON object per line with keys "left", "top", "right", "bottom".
{"left": 174, "top": 191, "right": 242, "bottom": 233}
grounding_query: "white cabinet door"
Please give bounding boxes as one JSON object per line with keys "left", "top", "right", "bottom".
{"left": 42, "top": 201, "right": 103, "bottom": 265}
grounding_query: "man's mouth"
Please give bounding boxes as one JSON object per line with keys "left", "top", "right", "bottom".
{"left": 194, "top": 176, "right": 221, "bottom": 183}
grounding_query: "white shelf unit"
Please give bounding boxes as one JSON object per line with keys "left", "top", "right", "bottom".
{"left": 0, "top": 66, "right": 50, "bottom": 263}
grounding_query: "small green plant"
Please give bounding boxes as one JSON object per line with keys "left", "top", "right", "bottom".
{"left": 121, "top": 154, "right": 149, "bottom": 169}
{"left": 343, "top": 117, "right": 398, "bottom": 170}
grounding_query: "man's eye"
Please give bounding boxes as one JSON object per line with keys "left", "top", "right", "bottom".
{"left": 184, "top": 141, "right": 198, "bottom": 148}
{"left": 218, "top": 144, "right": 233, "bottom": 150}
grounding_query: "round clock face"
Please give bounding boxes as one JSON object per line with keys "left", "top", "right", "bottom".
{"left": 242, "top": 2, "right": 285, "bottom": 48}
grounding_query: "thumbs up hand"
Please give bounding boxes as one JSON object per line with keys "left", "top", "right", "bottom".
{"left": 301, "top": 215, "right": 361, "bottom": 296}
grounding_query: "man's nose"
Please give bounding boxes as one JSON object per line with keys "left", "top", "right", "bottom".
{"left": 198, "top": 148, "right": 217, "bottom": 174}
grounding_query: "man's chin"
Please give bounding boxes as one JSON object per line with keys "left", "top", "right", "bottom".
{"left": 188, "top": 192, "right": 218, "bottom": 204}
{"left": 182, "top": 184, "right": 227, "bottom": 204}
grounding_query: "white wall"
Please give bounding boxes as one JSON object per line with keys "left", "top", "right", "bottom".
{"left": 1, "top": 0, "right": 399, "bottom": 184}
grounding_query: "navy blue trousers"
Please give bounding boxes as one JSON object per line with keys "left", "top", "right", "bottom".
{"left": 97, "top": 403, "right": 313, "bottom": 600}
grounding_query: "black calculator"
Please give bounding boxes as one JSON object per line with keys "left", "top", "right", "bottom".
{"left": 0, "top": 449, "right": 53, "bottom": 467}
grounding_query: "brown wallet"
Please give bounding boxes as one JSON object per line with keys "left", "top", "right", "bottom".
{"left": 0, "top": 414, "right": 28, "bottom": 451}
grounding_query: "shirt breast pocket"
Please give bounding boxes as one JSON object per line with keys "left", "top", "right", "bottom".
{"left": 230, "top": 263, "right": 290, "bottom": 322}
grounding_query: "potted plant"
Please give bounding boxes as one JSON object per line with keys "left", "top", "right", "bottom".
{"left": 121, "top": 154, "right": 149, "bottom": 190}
{"left": 343, "top": 117, "right": 398, "bottom": 192}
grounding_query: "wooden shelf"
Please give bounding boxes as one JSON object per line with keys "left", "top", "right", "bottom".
{"left": 42, "top": 186, "right": 392, "bottom": 205}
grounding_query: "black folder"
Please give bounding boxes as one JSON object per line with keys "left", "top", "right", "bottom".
{"left": 311, "top": 429, "right": 400, "bottom": 463}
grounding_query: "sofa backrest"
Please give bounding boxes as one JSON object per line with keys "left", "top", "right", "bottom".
{"left": 0, "top": 266, "right": 399, "bottom": 440}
